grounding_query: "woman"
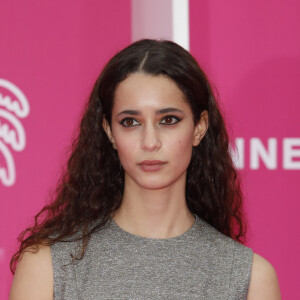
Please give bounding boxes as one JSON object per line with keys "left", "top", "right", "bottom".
{"left": 10, "top": 39, "right": 281, "bottom": 299}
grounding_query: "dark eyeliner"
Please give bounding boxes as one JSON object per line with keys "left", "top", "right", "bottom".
{"left": 160, "top": 115, "right": 182, "bottom": 125}
{"left": 119, "top": 117, "right": 139, "bottom": 127}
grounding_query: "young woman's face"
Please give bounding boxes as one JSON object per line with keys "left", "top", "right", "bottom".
{"left": 104, "top": 72, "right": 207, "bottom": 190}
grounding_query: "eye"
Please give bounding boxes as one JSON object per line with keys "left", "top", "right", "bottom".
{"left": 120, "top": 118, "right": 140, "bottom": 127}
{"left": 160, "top": 115, "right": 181, "bottom": 125}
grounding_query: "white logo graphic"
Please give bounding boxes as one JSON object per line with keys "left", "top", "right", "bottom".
{"left": 0, "top": 79, "right": 30, "bottom": 186}
{"left": 231, "top": 137, "right": 300, "bottom": 170}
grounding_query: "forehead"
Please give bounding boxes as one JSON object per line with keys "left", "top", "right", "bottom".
{"left": 113, "top": 72, "right": 189, "bottom": 112}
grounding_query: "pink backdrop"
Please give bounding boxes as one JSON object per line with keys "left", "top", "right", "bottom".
{"left": 1, "top": 0, "right": 299, "bottom": 299}
{"left": 190, "top": 1, "right": 300, "bottom": 299}
{"left": 0, "top": 1, "right": 131, "bottom": 298}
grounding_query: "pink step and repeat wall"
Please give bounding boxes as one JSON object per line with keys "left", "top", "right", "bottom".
{"left": 0, "top": 0, "right": 299, "bottom": 298}
{"left": 190, "top": 1, "right": 300, "bottom": 299}
{"left": 0, "top": 1, "right": 131, "bottom": 298}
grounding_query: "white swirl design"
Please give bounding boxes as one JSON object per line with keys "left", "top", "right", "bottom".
{"left": 0, "top": 79, "right": 30, "bottom": 118}
{"left": 0, "top": 79, "right": 29, "bottom": 186}
{"left": 0, "top": 109, "right": 26, "bottom": 151}
{"left": 0, "top": 139, "right": 16, "bottom": 186}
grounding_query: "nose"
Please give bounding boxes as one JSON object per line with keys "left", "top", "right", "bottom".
{"left": 141, "top": 123, "right": 162, "bottom": 151}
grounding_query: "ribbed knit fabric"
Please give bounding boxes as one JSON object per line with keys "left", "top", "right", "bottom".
{"left": 50, "top": 214, "right": 253, "bottom": 299}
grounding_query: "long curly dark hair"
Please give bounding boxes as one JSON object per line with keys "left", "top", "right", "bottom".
{"left": 10, "top": 39, "right": 247, "bottom": 273}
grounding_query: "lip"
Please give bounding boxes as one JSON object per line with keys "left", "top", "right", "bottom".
{"left": 138, "top": 160, "right": 167, "bottom": 172}
{"left": 139, "top": 160, "right": 166, "bottom": 165}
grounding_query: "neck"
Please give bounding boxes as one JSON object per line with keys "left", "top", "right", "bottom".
{"left": 112, "top": 174, "right": 195, "bottom": 239}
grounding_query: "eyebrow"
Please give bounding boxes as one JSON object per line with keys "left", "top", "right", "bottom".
{"left": 116, "top": 107, "right": 184, "bottom": 117}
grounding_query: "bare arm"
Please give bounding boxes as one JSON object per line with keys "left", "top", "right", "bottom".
{"left": 247, "top": 253, "right": 281, "bottom": 300}
{"left": 9, "top": 245, "right": 53, "bottom": 300}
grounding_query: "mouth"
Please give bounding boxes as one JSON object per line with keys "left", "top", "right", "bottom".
{"left": 138, "top": 160, "right": 167, "bottom": 172}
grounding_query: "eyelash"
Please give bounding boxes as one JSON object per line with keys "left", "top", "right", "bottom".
{"left": 120, "top": 115, "right": 182, "bottom": 127}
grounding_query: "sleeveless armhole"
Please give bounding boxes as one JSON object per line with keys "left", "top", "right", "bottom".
{"left": 228, "top": 241, "right": 253, "bottom": 300}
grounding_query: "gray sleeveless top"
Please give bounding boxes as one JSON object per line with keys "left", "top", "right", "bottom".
{"left": 50, "top": 215, "right": 253, "bottom": 299}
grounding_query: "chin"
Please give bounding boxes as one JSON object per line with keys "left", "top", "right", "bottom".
{"left": 135, "top": 178, "right": 180, "bottom": 191}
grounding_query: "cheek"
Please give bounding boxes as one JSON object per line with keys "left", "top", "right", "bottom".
{"left": 166, "top": 129, "right": 194, "bottom": 159}
{"left": 113, "top": 134, "right": 137, "bottom": 168}
{"left": 173, "top": 124, "right": 195, "bottom": 147}
{"left": 177, "top": 137, "right": 193, "bottom": 157}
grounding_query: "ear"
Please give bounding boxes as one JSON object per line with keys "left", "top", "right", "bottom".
{"left": 102, "top": 118, "right": 117, "bottom": 149}
{"left": 192, "top": 110, "right": 209, "bottom": 146}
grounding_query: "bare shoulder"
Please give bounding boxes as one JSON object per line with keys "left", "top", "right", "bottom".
{"left": 9, "top": 244, "right": 53, "bottom": 300}
{"left": 247, "top": 252, "right": 281, "bottom": 300}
